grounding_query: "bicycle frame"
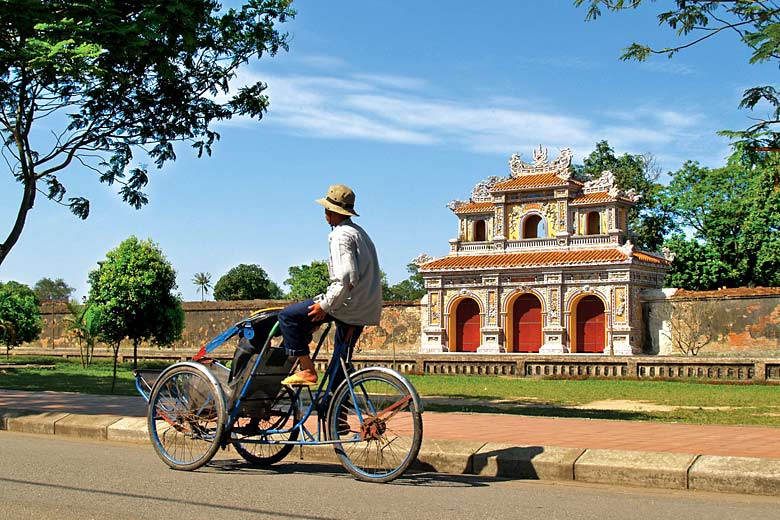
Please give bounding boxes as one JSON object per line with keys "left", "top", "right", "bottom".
{"left": 226, "top": 321, "right": 368, "bottom": 447}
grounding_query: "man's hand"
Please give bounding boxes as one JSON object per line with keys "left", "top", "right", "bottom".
{"left": 307, "top": 301, "right": 327, "bottom": 322}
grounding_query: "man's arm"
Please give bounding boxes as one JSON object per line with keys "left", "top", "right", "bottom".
{"left": 317, "top": 232, "right": 358, "bottom": 314}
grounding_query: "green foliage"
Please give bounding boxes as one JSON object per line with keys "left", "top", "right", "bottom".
{"left": 285, "top": 261, "right": 330, "bottom": 300}
{"left": 384, "top": 263, "right": 426, "bottom": 301}
{"left": 577, "top": 141, "right": 673, "bottom": 250}
{"left": 87, "top": 236, "right": 184, "bottom": 386}
{"left": 0, "top": 0, "right": 294, "bottom": 266}
{"left": 575, "top": 0, "right": 780, "bottom": 148}
{"left": 662, "top": 236, "right": 732, "bottom": 291}
{"left": 192, "top": 272, "right": 213, "bottom": 302}
{"left": 214, "top": 263, "right": 283, "bottom": 300}
{"left": 64, "top": 302, "right": 102, "bottom": 367}
{"left": 0, "top": 280, "right": 43, "bottom": 357}
{"left": 33, "top": 277, "right": 75, "bottom": 303}
{"left": 662, "top": 149, "right": 780, "bottom": 289}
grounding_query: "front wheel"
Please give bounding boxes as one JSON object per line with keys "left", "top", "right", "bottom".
{"left": 147, "top": 364, "right": 226, "bottom": 471}
{"left": 328, "top": 369, "right": 423, "bottom": 483}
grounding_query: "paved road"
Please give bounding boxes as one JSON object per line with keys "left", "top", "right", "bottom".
{"left": 1, "top": 432, "right": 778, "bottom": 520}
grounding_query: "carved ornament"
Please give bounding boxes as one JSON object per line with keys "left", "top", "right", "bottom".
{"left": 509, "top": 146, "right": 573, "bottom": 178}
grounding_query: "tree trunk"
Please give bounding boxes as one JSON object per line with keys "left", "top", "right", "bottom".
{"left": 0, "top": 172, "right": 36, "bottom": 267}
{"left": 133, "top": 338, "right": 139, "bottom": 370}
{"left": 111, "top": 343, "right": 120, "bottom": 393}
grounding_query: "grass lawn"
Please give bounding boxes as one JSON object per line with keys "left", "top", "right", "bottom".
{"left": 2, "top": 356, "right": 778, "bottom": 427}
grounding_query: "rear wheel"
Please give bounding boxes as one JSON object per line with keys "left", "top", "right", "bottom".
{"left": 147, "top": 364, "right": 226, "bottom": 471}
{"left": 231, "top": 387, "right": 300, "bottom": 465}
{"left": 328, "top": 369, "right": 423, "bottom": 483}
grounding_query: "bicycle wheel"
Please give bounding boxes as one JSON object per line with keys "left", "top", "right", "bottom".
{"left": 147, "top": 364, "right": 226, "bottom": 471}
{"left": 328, "top": 369, "right": 423, "bottom": 483}
{"left": 231, "top": 386, "right": 301, "bottom": 465}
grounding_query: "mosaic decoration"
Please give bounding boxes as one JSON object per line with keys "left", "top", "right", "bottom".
{"left": 583, "top": 170, "right": 641, "bottom": 202}
{"left": 488, "top": 291, "right": 497, "bottom": 324}
{"left": 559, "top": 202, "right": 566, "bottom": 231}
{"left": 615, "top": 287, "right": 627, "bottom": 324}
{"left": 430, "top": 293, "right": 440, "bottom": 325}
{"left": 542, "top": 202, "right": 558, "bottom": 235}
{"left": 494, "top": 205, "right": 504, "bottom": 237}
{"left": 508, "top": 205, "right": 522, "bottom": 240}
{"left": 413, "top": 253, "right": 435, "bottom": 266}
{"left": 509, "top": 146, "right": 573, "bottom": 178}
{"left": 549, "top": 288, "right": 559, "bottom": 324}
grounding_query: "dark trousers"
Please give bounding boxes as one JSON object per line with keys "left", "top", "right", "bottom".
{"left": 278, "top": 300, "right": 364, "bottom": 391}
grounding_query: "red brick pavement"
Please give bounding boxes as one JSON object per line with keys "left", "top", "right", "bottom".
{"left": 2, "top": 389, "right": 779, "bottom": 460}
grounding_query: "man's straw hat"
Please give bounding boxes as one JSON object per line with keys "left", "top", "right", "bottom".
{"left": 315, "top": 184, "right": 359, "bottom": 217}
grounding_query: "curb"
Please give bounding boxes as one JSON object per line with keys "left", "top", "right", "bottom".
{"left": 2, "top": 407, "right": 779, "bottom": 496}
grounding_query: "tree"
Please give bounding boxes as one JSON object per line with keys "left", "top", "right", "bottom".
{"left": 662, "top": 300, "right": 716, "bottom": 356}
{"left": 87, "top": 236, "right": 184, "bottom": 390}
{"left": 33, "top": 277, "right": 75, "bottom": 303}
{"left": 0, "top": 280, "right": 42, "bottom": 358}
{"left": 0, "top": 0, "right": 294, "bottom": 266}
{"left": 63, "top": 302, "right": 101, "bottom": 368}
{"left": 662, "top": 235, "right": 733, "bottom": 291}
{"left": 285, "top": 261, "right": 330, "bottom": 300}
{"left": 662, "top": 148, "right": 780, "bottom": 288}
{"left": 576, "top": 0, "right": 780, "bottom": 148}
{"left": 577, "top": 141, "right": 673, "bottom": 250}
{"left": 384, "top": 263, "right": 426, "bottom": 301}
{"left": 214, "top": 263, "right": 283, "bottom": 301}
{"left": 192, "top": 272, "right": 213, "bottom": 302}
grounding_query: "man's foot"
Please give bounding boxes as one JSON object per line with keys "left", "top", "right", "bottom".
{"left": 281, "top": 370, "right": 318, "bottom": 386}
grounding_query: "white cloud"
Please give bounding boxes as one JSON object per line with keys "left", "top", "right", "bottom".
{"left": 223, "top": 62, "right": 717, "bottom": 171}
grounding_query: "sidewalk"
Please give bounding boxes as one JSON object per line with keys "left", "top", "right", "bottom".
{"left": 2, "top": 389, "right": 780, "bottom": 496}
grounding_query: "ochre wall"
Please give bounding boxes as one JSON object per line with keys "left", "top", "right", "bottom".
{"left": 30, "top": 300, "right": 423, "bottom": 354}
{"left": 643, "top": 288, "right": 780, "bottom": 356}
{"left": 24, "top": 288, "right": 780, "bottom": 357}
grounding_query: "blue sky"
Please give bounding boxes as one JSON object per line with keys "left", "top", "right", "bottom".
{"left": 0, "top": 0, "right": 773, "bottom": 301}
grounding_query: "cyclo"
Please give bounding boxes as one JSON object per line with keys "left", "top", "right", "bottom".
{"left": 135, "top": 307, "right": 423, "bottom": 483}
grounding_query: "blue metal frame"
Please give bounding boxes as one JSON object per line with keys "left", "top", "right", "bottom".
{"left": 136, "top": 314, "right": 400, "bottom": 449}
{"left": 227, "top": 321, "right": 366, "bottom": 446}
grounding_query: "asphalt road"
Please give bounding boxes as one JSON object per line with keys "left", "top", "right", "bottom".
{"left": 1, "top": 432, "right": 778, "bottom": 520}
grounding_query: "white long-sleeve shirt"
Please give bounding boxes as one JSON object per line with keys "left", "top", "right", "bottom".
{"left": 315, "top": 218, "right": 382, "bottom": 325}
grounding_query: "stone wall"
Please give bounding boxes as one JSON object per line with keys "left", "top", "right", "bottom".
{"left": 29, "top": 299, "right": 423, "bottom": 354}
{"left": 23, "top": 288, "right": 780, "bottom": 358}
{"left": 643, "top": 287, "right": 780, "bottom": 357}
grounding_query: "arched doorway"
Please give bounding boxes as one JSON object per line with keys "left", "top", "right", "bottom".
{"left": 523, "top": 215, "right": 542, "bottom": 238}
{"left": 474, "top": 220, "right": 486, "bottom": 241}
{"left": 576, "top": 295, "right": 606, "bottom": 353}
{"left": 454, "top": 298, "right": 481, "bottom": 352}
{"left": 586, "top": 211, "right": 601, "bottom": 235}
{"left": 511, "top": 294, "right": 542, "bottom": 353}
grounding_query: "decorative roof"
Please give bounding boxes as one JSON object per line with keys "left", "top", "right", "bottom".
{"left": 569, "top": 191, "right": 635, "bottom": 205}
{"left": 570, "top": 192, "right": 615, "bottom": 205}
{"left": 419, "top": 248, "right": 669, "bottom": 271}
{"left": 490, "top": 173, "right": 578, "bottom": 192}
{"left": 582, "top": 170, "right": 641, "bottom": 203}
{"left": 509, "top": 146, "right": 574, "bottom": 177}
{"left": 452, "top": 201, "right": 494, "bottom": 215}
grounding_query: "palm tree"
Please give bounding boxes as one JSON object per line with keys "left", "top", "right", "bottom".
{"left": 192, "top": 272, "right": 213, "bottom": 302}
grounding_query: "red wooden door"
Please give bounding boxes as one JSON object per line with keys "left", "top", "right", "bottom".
{"left": 512, "top": 294, "right": 542, "bottom": 353}
{"left": 577, "top": 296, "right": 605, "bottom": 353}
{"left": 455, "top": 299, "right": 481, "bottom": 352}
